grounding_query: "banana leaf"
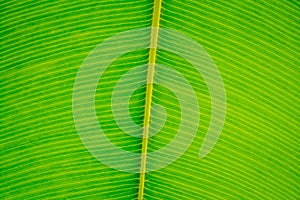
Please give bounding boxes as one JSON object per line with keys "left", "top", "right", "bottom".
{"left": 1, "top": 0, "right": 299, "bottom": 199}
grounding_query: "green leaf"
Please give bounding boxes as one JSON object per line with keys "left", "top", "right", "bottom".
{"left": 1, "top": 0, "right": 299, "bottom": 200}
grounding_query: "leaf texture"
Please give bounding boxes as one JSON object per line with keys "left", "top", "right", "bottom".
{"left": 1, "top": 0, "right": 299, "bottom": 200}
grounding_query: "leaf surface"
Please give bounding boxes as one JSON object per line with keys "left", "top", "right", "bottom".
{"left": 1, "top": 0, "right": 299, "bottom": 199}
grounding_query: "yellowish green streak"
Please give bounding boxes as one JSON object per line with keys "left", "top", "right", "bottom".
{"left": 138, "top": 0, "right": 162, "bottom": 199}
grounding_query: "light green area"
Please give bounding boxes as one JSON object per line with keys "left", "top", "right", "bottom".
{"left": 1, "top": 0, "right": 299, "bottom": 199}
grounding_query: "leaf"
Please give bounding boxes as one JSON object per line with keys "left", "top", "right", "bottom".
{"left": 1, "top": 0, "right": 299, "bottom": 200}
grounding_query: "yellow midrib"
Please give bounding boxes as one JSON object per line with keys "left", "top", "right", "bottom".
{"left": 138, "top": 0, "right": 162, "bottom": 199}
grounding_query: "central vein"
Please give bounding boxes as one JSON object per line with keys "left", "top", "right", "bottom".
{"left": 138, "top": 0, "right": 162, "bottom": 199}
